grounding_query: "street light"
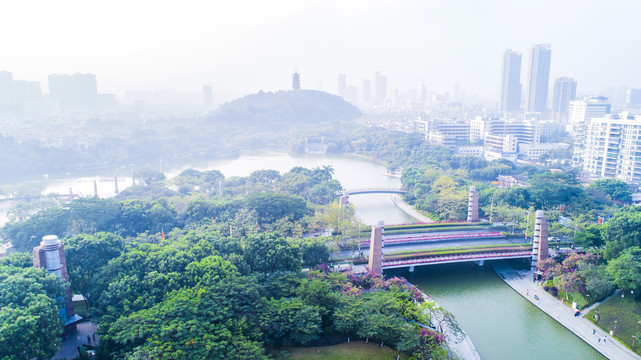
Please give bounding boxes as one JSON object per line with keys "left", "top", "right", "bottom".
{"left": 633, "top": 335, "right": 637, "bottom": 350}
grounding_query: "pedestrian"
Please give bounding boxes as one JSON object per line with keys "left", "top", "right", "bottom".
{"left": 593, "top": 329, "right": 596, "bottom": 335}
{"left": 526, "top": 289, "right": 529, "bottom": 296}
{"left": 87, "top": 335, "right": 91, "bottom": 344}
{"left": 598, "top": 338, "right": 601, "bottom": 343}
{"left": 604, "top": 338, "right": 606, "bottom": 343}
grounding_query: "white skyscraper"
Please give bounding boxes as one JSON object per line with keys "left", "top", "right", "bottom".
{"left": 500, "top": 49, "right": 522, "bottom": 113}
{"left": 552, "top": 77, "right": 577, "bottom": 120}
{"left": 525, "top": 44, "right": 552, "bottom": 113}
{"left": 48, "top": 73, "right": 97, "bottom": 113}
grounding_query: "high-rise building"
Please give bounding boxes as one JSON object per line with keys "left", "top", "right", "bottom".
{"left": 292, "top": 72, "right": 300, "bottom": 91}
{"left": 552, "top": 77, "right": 577, "bottom": 119}
{"left": 569, "top": 96, "right": 611, "bottom": 167}
{"left": 525, "top": 44, "right": 552, "bottom": 113}
{"left": 13, "top": 80, "right": 41, "bottom": 104}
{"left": 48, "top": 73, "right": 97, "bottom": 113}
{"left": 579, "top": 113, "right": 641, "bottom": 183}
{"left": 628, "top": 89, "right": 641, "bottom": 106}
{"left": 337, "top": 74, "right": 346, "bottom": 98}
{"left": 203, "top": 85, "right": 213, "bottom": 107}
{"left": 0, "top": 71, "right": 14, "bottom": 106}
{"left": 362, "top": 79, "right": 371, "bottom": 103}
{"left": 375, "top": 71, "right": 387, "bottom": 106}
{"left": 500, "top": 50, "right": 522, "bottom": 113}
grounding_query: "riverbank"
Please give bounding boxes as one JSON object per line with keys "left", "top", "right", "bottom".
{"left": 391, "top": 195, "right": 433, "bottom": 223}
{"left": 492, "top": 260, "right": 640, "bottom": 360}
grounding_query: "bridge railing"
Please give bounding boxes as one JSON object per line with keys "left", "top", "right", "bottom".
{"left": 382, "top": 250, "right": 531, "bottom": 267}
{"left": 359, "top": 232, "right": 505, "bottom": 246}
{"left": 336, "top": 188, "right": 408, "bottom": 196}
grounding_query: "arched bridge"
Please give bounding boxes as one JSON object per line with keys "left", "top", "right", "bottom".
{"left": 337, "top": 188, "right": 408, "bottom": 196}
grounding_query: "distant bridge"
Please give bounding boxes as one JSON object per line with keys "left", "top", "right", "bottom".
{"left": 382, "top": 250, "right": 531, "bottom": 270}
{"left": 359, "top": 231, "right": 505, "bottom": 247}
{"left": 337, "top": 188, "right": 408, "bottom": 197}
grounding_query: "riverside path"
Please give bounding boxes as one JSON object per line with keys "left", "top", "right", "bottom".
{"left": 492, "top": 260, "right": 641, "bottom": 360}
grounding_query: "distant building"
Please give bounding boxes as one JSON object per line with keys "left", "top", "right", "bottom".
{"left": 375, "top": 71, "right": 387, "bottom": 106}
{"left": 292, "top": 72, "right": 300, "bottom": 91}
{"left": 337, "top": 74, "right": 346, "bottom": 98}
{"left": 48, "top": 73, "right": 97, "bottom": 113}
{"left": 552, "top": 77, "right": 577, "bottom": 120}
{"left": 499, "top": 49, "right": 522, "bottom": 113}
{"left": 497, "top": 174, "right": 529, "bottom": 188}
{"left": 525, "top": 44, "right": 552, "bottom": 113}
{"left": 0, "top": 71, "right": 15, "bottom": 106}
{"left": 362, "top": 79, "right": 371, "bottom": 103}
{"left": 628, "top": 88, "right": 641, "bottom": 106}
{"left": 13, "top": 80, "right": 41, "bottom": 105}
{"left": 203, "top": 85, "right": 213, "bottom": 107}
{"left": 578, "top": 112, "right": 641, "bottom": 184}
{"left": 569, "top": 97, "right": 611, "bottom": 166}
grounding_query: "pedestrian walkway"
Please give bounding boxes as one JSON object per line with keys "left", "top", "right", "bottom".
{"left": 492, "top": 260, "right": 641, "bottom": 360}
{"left": 51, "top": 320, "right": 99, "bottom": 360}
{"left": 391, "top": 195, "right": 433, "bottom": 223}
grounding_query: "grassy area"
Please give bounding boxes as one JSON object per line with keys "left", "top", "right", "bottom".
{"left": 386, "top": 243, "right": 530, "bottom": 257}
{"left": 272, "top": 341, "right": 408, "bottom": 360}
{"left": 584, "top": 293, "right": 641, "bottom": 355}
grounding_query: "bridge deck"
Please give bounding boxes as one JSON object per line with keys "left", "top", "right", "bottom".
{"left": 382, "top": 251, "right": 531, "bottom": 269}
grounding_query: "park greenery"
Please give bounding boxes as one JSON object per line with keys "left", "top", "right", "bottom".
{"left": 0, "top": 163, "right": 458, "bottom": 359}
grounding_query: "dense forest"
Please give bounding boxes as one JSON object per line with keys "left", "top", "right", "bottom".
{"left": 0, "top": 163, "right": 460, "bottom": 359}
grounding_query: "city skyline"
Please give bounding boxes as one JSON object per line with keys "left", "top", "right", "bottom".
{"left": 2, "top": 0, "right": 640, "bottom": 98}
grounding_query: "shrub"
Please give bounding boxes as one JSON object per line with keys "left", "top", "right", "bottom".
{"left": 543, "top": 286, "right": 550, "bottom": 291}
{"left": 550, "top": 287, "right": 558, "bottom": 297}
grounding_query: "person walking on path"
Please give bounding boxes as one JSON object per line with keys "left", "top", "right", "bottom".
{"left": 593, "top": 329, "right": 596, "bottom": 335}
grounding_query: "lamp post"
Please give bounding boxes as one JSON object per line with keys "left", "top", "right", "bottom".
{"left": 613, "top": 320, "right": 618, "bottom": 336}
{"left": 633, "top": 335, "right": 637, "bottom": 350}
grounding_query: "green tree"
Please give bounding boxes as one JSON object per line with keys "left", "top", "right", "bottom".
{"left": 602, "top": 208, "right": 641, "bottom": 260}
{"left": 64, "top": 232, "right": 125, "bottom": 302}
{"left": 588, "top": 178, "right": 633, "bottom": 203}
{"left": 260, "top": 297, "right": 322, "bottom": 345}
{"left": 606, "top": 246, "right": 641, "bottom": 291}
{"left": 0, "top": 266, "right": 65, "bottom": 360}
{"left": 574, "top": 225, "right": 604, "bottom": 248}
{"left": 244, "top": 232, "right": 301, "bottom": 274}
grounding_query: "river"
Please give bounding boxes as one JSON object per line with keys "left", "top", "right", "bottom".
{"left": 1, "top": 151, "right": 606, "bottom": 358}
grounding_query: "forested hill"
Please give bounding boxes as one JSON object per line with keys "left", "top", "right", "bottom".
{"left": 208, "top": 90, "right": 362, "bottom": 128}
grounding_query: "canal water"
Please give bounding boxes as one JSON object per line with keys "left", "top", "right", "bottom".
{"left": 4, "top": 152, "right": 606, "bottom": 358}
{"left": 387, "top": 263, "right": 605, "bottom": 360}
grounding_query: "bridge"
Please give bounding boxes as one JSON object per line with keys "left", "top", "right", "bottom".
{"left": 337, "top": 188, "right": 408, "bottom": 196}
{"left": 382, "top": 250, "right": 532, "bottom": 270}
{"left": 359, "top": 231, "right": 505, "bottom": 247}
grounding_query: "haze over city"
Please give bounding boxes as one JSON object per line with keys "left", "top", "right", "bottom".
{"left": 3, "top": 0, "right": 641, "bottom": 97}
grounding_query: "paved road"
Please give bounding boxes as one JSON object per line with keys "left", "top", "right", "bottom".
{"left": 492, "top": 260, "right": 641, "bottom": 360}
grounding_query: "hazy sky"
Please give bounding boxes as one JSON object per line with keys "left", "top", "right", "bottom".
{"left": 3, "top": 0, "right": 640, "bottom": 98}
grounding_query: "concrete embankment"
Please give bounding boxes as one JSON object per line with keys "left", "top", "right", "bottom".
{"left": 417, "top": 293, "right": 481, "bottom": 360}
{"left": 491, "top": 260, "right": 641, "bottom": 360}
{"left": 391, "top": 195, "right": 433, "bottom": 223}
